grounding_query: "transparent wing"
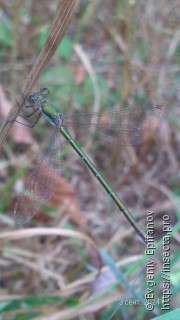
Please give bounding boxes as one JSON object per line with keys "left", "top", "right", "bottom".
{"left": 14, "top": 128, "right": 62, "bottom": 224}
{"left": 64, "top": 105, "right": 168, "bottom": 145}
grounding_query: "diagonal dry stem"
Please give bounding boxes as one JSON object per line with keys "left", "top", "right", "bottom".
{"left": 0, "top": 0, "right": 79, "bottom": 146}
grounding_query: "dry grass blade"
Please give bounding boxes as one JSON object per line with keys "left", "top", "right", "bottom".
{"left": 0, "top": 0, "right": 79, "bottom": 146}
{"left": 0, "top": 228, "right": 99, "bottom": 253}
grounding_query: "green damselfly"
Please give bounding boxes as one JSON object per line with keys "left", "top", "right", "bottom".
{"left": 14, "top": 88, "right": 167, "bottom": 243}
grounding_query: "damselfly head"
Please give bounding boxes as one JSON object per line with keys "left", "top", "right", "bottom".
{"left": 27, "top": 88, "right": 50, "bottom": 108}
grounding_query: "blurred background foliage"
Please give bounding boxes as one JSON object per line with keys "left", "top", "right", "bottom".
{"left": 0, "top": 0, "right": 179, "bottom": 319}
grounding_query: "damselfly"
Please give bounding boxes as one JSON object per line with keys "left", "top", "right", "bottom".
{"left": 14, "top": 88, "right": 167, "bottom": 243}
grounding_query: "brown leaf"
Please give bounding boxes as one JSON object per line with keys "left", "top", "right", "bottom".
{"left": 46, "top": 174, "right": 86, "bottom": 227}
{"left": 69, "top": 64, "right": 87, "bottom": 84}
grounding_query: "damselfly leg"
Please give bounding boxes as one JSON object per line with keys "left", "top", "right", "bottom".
{"left": 0, "top": 92, "right": 38, "bottom": 129}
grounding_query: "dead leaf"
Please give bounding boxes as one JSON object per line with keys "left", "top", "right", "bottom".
{"left": 69, "top": 64, "right": 87, "bottom": 84}
{"left": 45, "top": 174, "right": 86, "bottom": 227}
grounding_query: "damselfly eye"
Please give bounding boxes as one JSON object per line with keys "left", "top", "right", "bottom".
{"left": 28, "top": 94, "right": 35, "bottom": 103}
{"left": 41, "top": 88, "right": 49, "bottom": 96}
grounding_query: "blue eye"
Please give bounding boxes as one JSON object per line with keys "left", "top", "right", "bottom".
{"left": 41, "top": 88, "right": 49, "bottom": 96}
{"left": 28, "top": 95, "right": 35, "bottom": 103}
